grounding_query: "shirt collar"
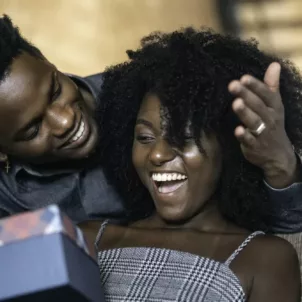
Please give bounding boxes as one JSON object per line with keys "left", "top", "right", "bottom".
{"left": 67, "top": 73, "right": 99, "bottom": 100}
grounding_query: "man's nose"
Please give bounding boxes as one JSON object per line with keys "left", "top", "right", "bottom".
{"left": 46, "top": 104, "right": 76, "bottom": 137}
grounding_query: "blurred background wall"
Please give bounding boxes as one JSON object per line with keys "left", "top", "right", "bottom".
{"left": 237, "top": 0, "right": 302, "bottom": 71}
{"left": 0, "top": 0, "right": 301, "bottom": 76}
{"left": 0, "top": 0, "right": 221, "bottom": 75}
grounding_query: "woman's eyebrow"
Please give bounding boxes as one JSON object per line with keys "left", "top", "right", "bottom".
{"left": 135, "top": 118, "right": 154, "bottom": 129}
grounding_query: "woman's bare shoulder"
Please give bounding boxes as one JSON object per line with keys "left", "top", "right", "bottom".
{"left": 244, "top": 235, "right": 300, "bottom": 301}
{"left": 252, "top": 234, "right": 298, "bottom": 260}
{"left": 79, "top": 220, "right": 130, "bottom": 250}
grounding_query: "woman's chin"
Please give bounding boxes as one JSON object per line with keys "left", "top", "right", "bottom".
{"left": 156, "top": 206, "right": 190, "bottom": 225}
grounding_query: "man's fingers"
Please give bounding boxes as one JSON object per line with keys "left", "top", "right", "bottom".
{"left": 229, "top": 80, "right": 269, "bottom": 120}
{"left": 263, "top": 62, "right": 281, "bottom": 93}
{"left": 234, "top": 126, "right": 257, "bottom": 147}
{"left": 232, "top": 98, "right": 264, "bottom": 130}
{"left": 229, "top": 62, "right": 281, "bottom": 109}
{"left": 239, "top": 73, "right": 281, "bottom": 109}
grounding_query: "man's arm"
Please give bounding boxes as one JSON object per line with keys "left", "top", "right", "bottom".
{"left": 265, "top": 180, "right": 302, "bottom": 233}
{"left": 264, "top": 151, "right": 302, "bottom": 233}
{"left": 229, "top": 62, "right": 302, "bottom": 233}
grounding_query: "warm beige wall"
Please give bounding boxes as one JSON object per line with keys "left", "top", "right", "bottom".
{"left": 0, "top": 0, "right": 221, "bottom": 76}
{"left": 238, "top": 0, "right": 302, "bottom": 71}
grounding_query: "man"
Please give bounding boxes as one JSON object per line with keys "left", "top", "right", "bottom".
{"left": 0, "top": 15, "right": 123, "bottom": 222}
{"left": 0, "top": 15, "right": 301, "bottom": 232}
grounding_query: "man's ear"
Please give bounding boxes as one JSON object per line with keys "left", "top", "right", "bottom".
{"left": 0, "top": 152, "right": 8, "bottom": 162}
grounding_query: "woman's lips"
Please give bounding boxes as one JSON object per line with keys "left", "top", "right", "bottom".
{"left": 158, "top": 180, "right": 187, "bottom": 194}
{"left": 151, "top": 172, "right": 188, "bottom": 195}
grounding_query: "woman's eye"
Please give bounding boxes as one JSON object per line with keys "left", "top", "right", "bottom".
{"left": 24, "top": 125, "right": 40, "bottom": 141}
{"left": 136, "top": 135, "right": 154, "bottom": 144}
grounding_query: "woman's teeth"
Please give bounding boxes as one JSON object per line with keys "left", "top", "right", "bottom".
{"left": 152, "top": 173, "right": 188, "bottom": 194}
{"left": 152, "top": 173, "right": 187, "bottom": 182}
{"left": 152, "top": 173, "right": 187, "bottom": 194}
{"left": 71, "top": 120, "right": 85, "bottom": 142}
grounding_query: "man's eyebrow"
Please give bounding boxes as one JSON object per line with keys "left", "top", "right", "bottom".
{"left": 135, "top": 118, "right": 154, "bottom": 129}
{"left": 14, "top": 72, "right": 54, "bottom": 139}
{"left": 47, "top": 71, "right": 56, "bottom": 102}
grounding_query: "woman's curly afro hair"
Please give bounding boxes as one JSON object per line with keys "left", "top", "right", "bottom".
{"left": 98, "top": 27, "right": 302, "bottom": 232}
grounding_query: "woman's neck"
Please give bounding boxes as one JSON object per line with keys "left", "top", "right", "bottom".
{"left": 134, "top": 200, "right": 244, "bottom": 234}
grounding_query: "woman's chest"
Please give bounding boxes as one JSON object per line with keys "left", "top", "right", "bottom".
{"left": 100, "top": 225, "right": 253, "bottom": 295}
{"left": 103, "top": 226, "right": 245, "bottom": 263}
{"left": 99, "top": 228, "right": 248, "bottom": 301}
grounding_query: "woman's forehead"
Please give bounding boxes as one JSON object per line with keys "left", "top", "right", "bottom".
{"left": 138, "top": 94, "right": 161, "bottom": 118}
{"left": 138, "top": 93, "right": 195, "bottom": 129}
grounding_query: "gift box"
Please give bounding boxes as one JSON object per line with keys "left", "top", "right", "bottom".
{"left": 0, "top": 205, "right": 104, "bottom": 301}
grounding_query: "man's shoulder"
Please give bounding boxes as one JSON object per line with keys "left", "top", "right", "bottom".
{"left": 67, "top": 72, "right": 104, "bottom": 101}
{"left": 84, "top": 72, "right": 104, "bottom": 84}
{"left": 74, "top": 72, "right": 104, "bottom": 90}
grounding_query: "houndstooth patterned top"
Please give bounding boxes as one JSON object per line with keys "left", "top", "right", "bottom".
{"left": 96, "top": 221, "right": 264, "bottom": 302}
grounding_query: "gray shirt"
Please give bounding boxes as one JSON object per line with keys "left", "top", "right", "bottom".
{"left": 0, "top": 72, "right": 301, "bottom": 232}
{"left": 0, "top": 73, "right": 124, "bottom": 223}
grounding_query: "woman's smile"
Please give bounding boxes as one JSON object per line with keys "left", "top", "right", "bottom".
{"left": 151, "top": 171, "right": 188, "bottom": 194}
{"left": 150, "top": 171, "right": 189, "bottom": 207}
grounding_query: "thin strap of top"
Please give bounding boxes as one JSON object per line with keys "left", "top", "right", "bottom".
{"left": 94, "top": 219, "right": 109, "bottom": 251}
{"left": 95, "top": 222, "right": 264, "bottom": 266}
{"left": 225, "top": 231, "right": 265, "bottom": 266}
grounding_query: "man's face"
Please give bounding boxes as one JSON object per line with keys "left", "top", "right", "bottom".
{"left": 0, "top": 52, "right": 98, "bottom": 164}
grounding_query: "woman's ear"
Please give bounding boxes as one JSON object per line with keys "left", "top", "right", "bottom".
{"left": 0, "top": 152, "right": 8, "bottom": 162}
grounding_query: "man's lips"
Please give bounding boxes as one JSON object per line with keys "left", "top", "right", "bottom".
{"left": 60, "top": 113, "right": 91, "bottom": 150}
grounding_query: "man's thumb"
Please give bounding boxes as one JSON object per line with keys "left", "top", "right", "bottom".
{"left": 264, "top": 62, "right": 281, "bottom": 93}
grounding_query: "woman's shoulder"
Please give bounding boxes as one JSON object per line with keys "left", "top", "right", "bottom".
{"left": 252, "top": 234, "right": 298, "bottom": 260}
{"left": 237, "top": 233, "right": 299, "bottom": 272}
{"left": 242, "top": 234, "right": 300, "bottom": 301}
{"left": 79, "top": 220, "right": 130, "bottom": 250}
{"left": 226, "top": 223, "right": 298, "bottom": 263}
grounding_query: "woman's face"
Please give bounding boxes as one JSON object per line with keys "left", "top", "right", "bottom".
{"left": 132, "top": 93, "right": 222, "bottom": 222}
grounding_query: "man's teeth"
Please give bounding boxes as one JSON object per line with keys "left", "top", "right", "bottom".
{"left": 71, "top": 120, "right": 85, "bottom": 142}
{"left": 152, "top": 173, "right": 187, "bottom": 182}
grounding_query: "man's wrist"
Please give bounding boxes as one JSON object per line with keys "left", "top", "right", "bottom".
{"left": 264, "top": 151, "right": 300, "bottom": 189}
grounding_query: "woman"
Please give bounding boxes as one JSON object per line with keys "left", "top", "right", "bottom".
{"left": 81, "top": 28, "right": 301, "bottom": 301}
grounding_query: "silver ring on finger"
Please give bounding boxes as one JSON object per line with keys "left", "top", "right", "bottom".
{"left": 250, "top": 122, "right": 266, "bottom": 137}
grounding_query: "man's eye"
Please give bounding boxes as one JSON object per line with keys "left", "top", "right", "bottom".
{"left": 24, "top": 125, "right": 40, "bottom": 141}
{"left": 136, "top": 135, "right": 154, "bottom": 144}
{"left": 52, "top": 83, "right": 61, "bottom": 100}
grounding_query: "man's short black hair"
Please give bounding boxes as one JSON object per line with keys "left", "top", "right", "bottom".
{"left": 0, "top": 15, "right": 43, "bottom": 83}
{"left": 98, "top": 28, "right": 302, "bottom": 232}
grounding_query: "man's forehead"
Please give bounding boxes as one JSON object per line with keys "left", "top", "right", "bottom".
{"left": 0, "top": 54, "right": 53, "bottom": 136}
{"left": 9, "top": 53, "right": 49, "bottom": 82}
{"left": 0, "top": 55, "right": 51, "bottom": 105}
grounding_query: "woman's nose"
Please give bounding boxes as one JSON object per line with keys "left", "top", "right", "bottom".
{"left": 46, "top": 104, "right": 76, "bottom": 138}
{"left": 149, "top": 139, "right": 176, "bottom": 166}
